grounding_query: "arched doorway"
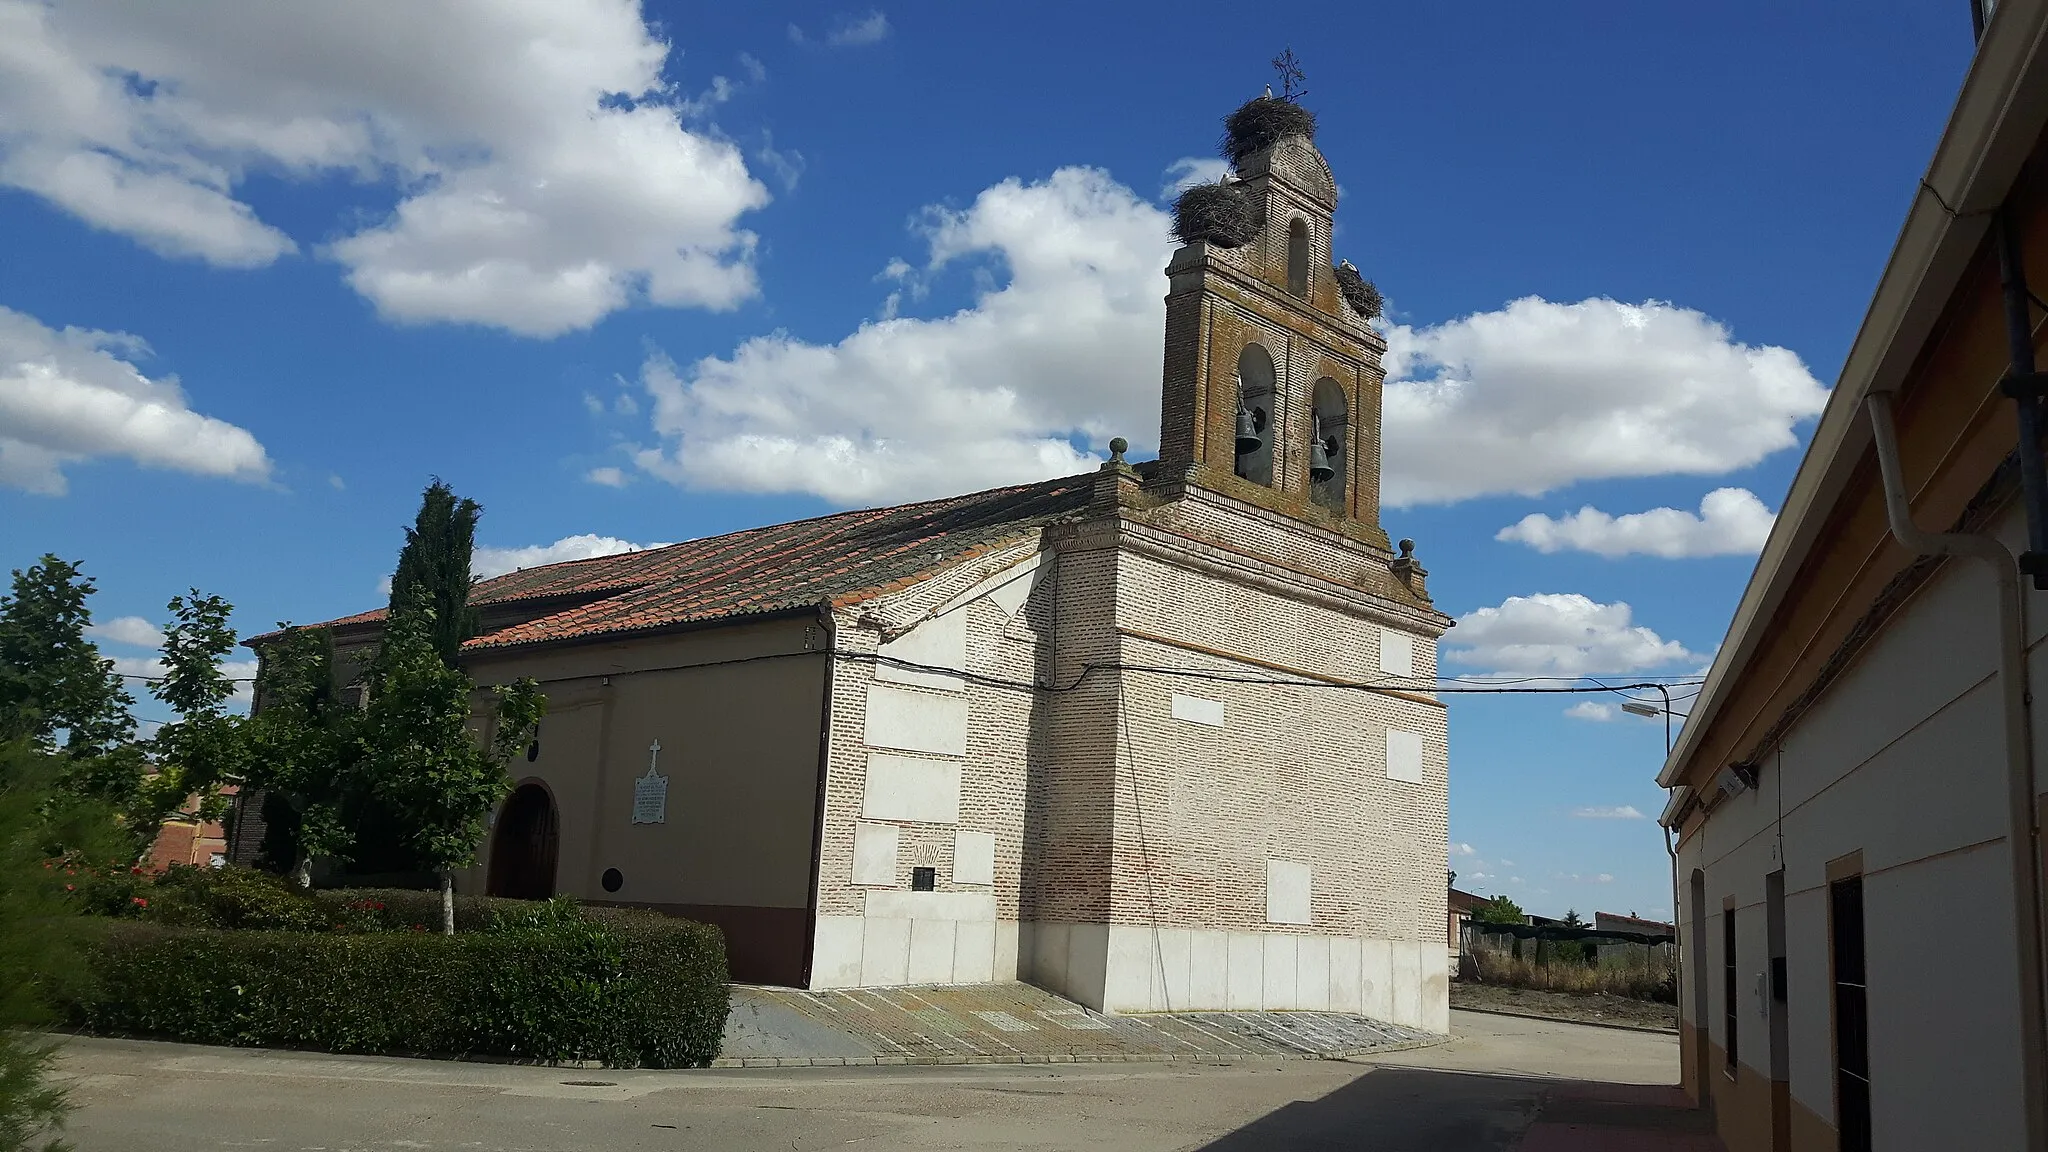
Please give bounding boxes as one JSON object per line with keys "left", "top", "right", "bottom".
{"left": 487, "top": 782, "right": 558, "bottom": 900}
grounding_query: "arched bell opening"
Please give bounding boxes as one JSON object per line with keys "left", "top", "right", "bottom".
{"left": 1309, "top": 376, "right": 1348, "bottom": 512}
{"left": 1234, "top": 342, "right": 1278, "bottom": 486}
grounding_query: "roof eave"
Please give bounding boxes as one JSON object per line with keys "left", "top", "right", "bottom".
{"left": 1658, "top": 0, "right": 2048, "bottom": 789}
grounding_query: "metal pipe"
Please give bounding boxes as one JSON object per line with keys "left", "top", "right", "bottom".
{"left": 1866, "top": 391, "right": 2048, "bottom": 1152}
{"left": 1996, "top": 211, "right": 2048, "bottom": 586}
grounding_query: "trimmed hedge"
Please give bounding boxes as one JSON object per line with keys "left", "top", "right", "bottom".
{"left": 66, "top": 902, "right": 728, "bottom": 1067}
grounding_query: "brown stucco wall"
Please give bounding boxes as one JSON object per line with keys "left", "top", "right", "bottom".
{"left": 459, "top": 614, "right": 830, "bottom": 984}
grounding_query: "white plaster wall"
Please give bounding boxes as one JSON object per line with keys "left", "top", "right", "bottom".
{"left": 810, "top": 903, "right": 1021, "bottom": 990}
{"left": 1675, "top": 503, "right": 2041, "bottom": 1146}
{"left": 863, "top": 683, "right": 969, "bottom": 756}
{"left": 876, "top": 612, "right": 967, "bottom": 692}
{"left": 862, "top": 753, "right": 961, "bottom": 823}
{"left": 1066, "top": 925, "right": 1445, "bottom": 1030}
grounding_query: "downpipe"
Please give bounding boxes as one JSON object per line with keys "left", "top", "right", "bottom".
{"left": 1866, "top": 392, "right": 2048, "bottom": 1152}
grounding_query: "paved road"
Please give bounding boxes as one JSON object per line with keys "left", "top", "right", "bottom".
{"left": 51, "top": 1010, "right": 1685, "bottom": 1151}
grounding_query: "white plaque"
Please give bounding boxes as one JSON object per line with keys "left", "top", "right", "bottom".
{"left": 632, "top": 740, "right": 668, "bottom": 824}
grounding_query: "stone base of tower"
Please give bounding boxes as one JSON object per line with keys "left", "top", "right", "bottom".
{"left": 1021, "top": 922, "right": 1448, "bottom": 1031}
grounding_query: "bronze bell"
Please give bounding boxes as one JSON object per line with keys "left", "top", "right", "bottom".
{"left": 1235, "top": 401, "right": 1262, "bottom": 455}
{"left": 1309, "top": 416, "right": 1336, "bottom": 483}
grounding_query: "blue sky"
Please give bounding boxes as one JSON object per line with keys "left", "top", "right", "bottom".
{"left": 0, "top": 2, "right": 1978, "bottom": 920}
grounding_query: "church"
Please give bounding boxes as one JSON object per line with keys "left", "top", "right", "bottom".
{"left": 235, "top": 97, "right": 1454, "bottom": 1030}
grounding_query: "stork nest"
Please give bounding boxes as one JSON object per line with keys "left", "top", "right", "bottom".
{"left": 1173, "top": 182, "right": 1255, "bottom": 248}
{"left": 1334, "top": 261, "right": 1383, "bottom": 320}
{"left": 1221, "top": 97, "right": 1317, "bottom": 168}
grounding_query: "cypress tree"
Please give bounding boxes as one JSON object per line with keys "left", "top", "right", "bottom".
{"left": 386, "top": 480, "right": 480, "bottom": 667}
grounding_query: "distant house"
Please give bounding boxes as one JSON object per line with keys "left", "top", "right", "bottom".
{"left": 146, "top": 783, "right": 234, "bottom": 872}
{"left": 1594, "top": 911, "right": 1673, "bottom": 940}
{"left": 1447, "top": 886, "right": 1488, "bottom": 950}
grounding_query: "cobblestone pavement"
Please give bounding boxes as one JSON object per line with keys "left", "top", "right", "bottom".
{"left": 717, "top": 981, "right": 1442, "bottom": 1066}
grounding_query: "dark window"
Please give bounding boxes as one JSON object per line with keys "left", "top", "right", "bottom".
{"left": 1832, "top": 876, "right": 1871, "bottom": 1152}
{"left": 1286, "top": 218, "right": 1310, "bottom": 297}
{"left": 911, "top": 867, "right": 936, "bottom": 892}
{"left": 1723, "top": 905, "right": 1739, "bottom": 1073}
{"left": 601, "top": 867, "right": 623, "bottom": 893}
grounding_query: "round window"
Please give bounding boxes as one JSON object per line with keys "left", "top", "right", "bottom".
{"left": 601, "top": 868, "right": 623, "bottom": 893}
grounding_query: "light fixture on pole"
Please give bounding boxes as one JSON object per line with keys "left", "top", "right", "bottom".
{"left": 1620, "top": 699, "right": 1660, "bottom": 718}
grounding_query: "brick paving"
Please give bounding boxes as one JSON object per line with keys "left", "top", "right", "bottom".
{"left": 713, "top": 982, "right": 1441, "bottom": 1067}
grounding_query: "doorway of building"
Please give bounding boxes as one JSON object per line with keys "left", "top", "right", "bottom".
{"left": 486, "top": 782, "right": 558, "bottom": 900}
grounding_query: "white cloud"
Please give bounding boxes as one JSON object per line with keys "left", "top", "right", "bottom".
{"left": 0, "top": 305, "right": 271, "bottom": 495}
{"left": 1571, "top": 805, "right": 1647, "bottom": 820}
{"left": 1380, "top": 297, "right": 1828, "bottom": 506}
{"left": 472, "top": 533, "right": 659, "bottom": 581}
{"left": 1499, "top": 860, "right": 1515, "bottom": 868}
{"left": 1560, "top": 872, "right": 1618, "bottom": 883}
{"left": 584, "top": 466, "right": 627, "bottom": 488}
{"left": 1159, "top": 156, "right": 1231, "bottom": 199}
{"left": 612, "top": 156, "right": 1817, "bottom": 508}
{"left": 1499, "top": 487, "right": 1777, "bottom": 558}
{"left": 792, "top": 11, "right": 891, "bottom": 47}
{"left": 1466, "top": 871, "right": 1493, "bottom": 883}
{"left": 327, "top": 473, "right": 346, "bottom": 491}
{"left": 0, "top": 0, "right": 768, "bottom": 336}
{"left": 1450, "top": 842, "right": 1477, "bottom": 857}
{"left": 633, "top": 166, "right": 1165, "bottom": 505}
{"left": 756, "top": 132, "right": 806, "bottom": 193}
{"left": 1447, "top": 593, "right": 1699, "bottom": 678}
{"left": 88, "top": 615, "right": 165, "bottom": 648}
{"left": 1564, "top": 701, "right": 1618, "bottom": 722}
{"left": 112, "top": 653, "right": 258, "bottom": 711}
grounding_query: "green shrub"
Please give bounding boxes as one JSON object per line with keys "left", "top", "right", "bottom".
{"left": 67, "top": 904, "right": 730, "bottom": 1067}
{"left": 142, "top": 864, "right": 329, "bottom": 932}
{"left": 307, "top": 887, "right": 530, "bottom": 933}
{"left": 585, "top": 907, "right": 729, "bottom": 1069}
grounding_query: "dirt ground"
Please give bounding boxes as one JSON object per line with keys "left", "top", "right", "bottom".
{"left": 1449, "top": 982, "right": 1678, "bottom": 1032}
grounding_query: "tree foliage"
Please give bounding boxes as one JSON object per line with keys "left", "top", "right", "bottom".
{"left": 0, "top": 739, "right": 132, "bottom": 1151}
{"left": 360, "top": 588, "right": 543, "bottom": 928}
{"left": 386, "top": 480, "right": 481, "bottom": 667}
{"left": 241, "top": 626, "right": 363, "bottom": 880}
{"left": 132, "top": 592, "right": 248, "bottom": 849}
{"left": 1561, "top": 908, "right": 1587, "bottom": 929}
{"left": 0, "top": 556, "right": 134, "bottom": 762}
{"left": 1471, "top": 895, "right": 1526, "bottom": 925}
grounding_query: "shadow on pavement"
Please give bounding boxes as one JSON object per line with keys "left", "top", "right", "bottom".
{"left": 1189, "top": 1065, "right": 1721, "bottom": 1152}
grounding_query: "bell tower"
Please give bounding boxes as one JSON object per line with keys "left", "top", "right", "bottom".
{"left": 1154, "top": 96, "right": 1390, "bottom": 550}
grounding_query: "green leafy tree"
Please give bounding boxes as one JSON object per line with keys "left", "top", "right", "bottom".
{"left": 386, "top": 480, "right": 481, "bottom": 667}
{"left": 0, "top": 740, "right": 132, "bottom": 1151}
{"left": 132, "top": 592, "right": 248, "bottom": 850}
{"left": 242, "top": 626, "right": 362, "bottom": 886}
{"left": 1471, "top": 895, "right": 1526, "bottom": 925}
{"left": 0, "top": 556, "right": 135, "bottom": 764}
{"left": 1561, "top": 908, "right": 1586, "bottom": 929}
{"left": 360, "top": 589, "right": 543, "bottom": 933}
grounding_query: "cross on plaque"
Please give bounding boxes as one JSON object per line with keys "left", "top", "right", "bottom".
{"left": 632, "top": 739, "right": 668, "bottom": 825}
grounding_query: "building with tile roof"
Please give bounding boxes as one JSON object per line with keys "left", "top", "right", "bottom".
{"left": 232, "top": 100, "right": 1456, "bottom": 1026}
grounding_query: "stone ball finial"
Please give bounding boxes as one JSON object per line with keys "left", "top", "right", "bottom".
{"left": 1108, "top": 437, "right": 1128, "bottom": 463}
{"left": 1398, "top": 539, "right": 1415, "bottom": 558}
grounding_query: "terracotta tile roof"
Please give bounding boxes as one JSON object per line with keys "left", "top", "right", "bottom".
{"left": 262, "top": 472, "right": 1097, "bottom": 654}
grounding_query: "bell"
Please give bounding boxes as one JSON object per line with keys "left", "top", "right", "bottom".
{"left": 1235, "top": 402, "right": 1263, "bottom": 455}
{"left": 1309, "top": 416, "right": 1336, "bottom": 483}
